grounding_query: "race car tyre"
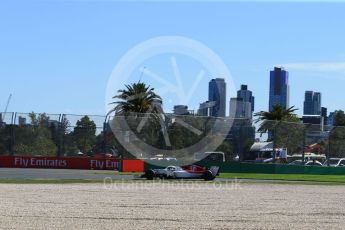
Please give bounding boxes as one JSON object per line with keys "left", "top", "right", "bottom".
{"left": 145, "top": 170, "right": 155, "bottom": 180}
{"left": 158, "top": 174, "right": 167, "bottom": 180}
{"left": 203, "top": 170, "right": 215, "bottom": 181}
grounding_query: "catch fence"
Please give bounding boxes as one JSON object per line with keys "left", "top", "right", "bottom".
{"left": 0, "top": 112, "right": 344, "bottom": 165}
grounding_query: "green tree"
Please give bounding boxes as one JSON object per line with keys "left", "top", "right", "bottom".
{"left": 254, "top": 105, "right": 304, "bottom": 154}
{"left": 216, "top": 140, "right": 234, "bottom": 161}
{"left": 72, "top": 116, "right": 97, "bottom": 154}
{"left": 274, "top": 121, "right": 304, "bottom": 154}
{"left": 0, "top": 125, "right": 12, "bottom": 155}
{"left": 328, "top": 111, "right": 345, "bottom": 158}
{"left": 14, "top": 112, "right": 57, "bottom": 156}
{"left": 329, "top": 126, "right": 345, "bottom": 158}
{"left": 334, "top": 110, "right": 345, "bottom": 126}
{"left": 168, "top": 116, "right": 206, "bottom": 150}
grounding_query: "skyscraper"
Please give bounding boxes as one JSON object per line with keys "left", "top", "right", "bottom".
{"left": 303, "top": 91, "right": 321, "bottom": 115}
{"left": 237, "top": 85, "right": 255, "bottom": 113}
{"left": 230, "top": 85, "right": 255, "bottom": 119}
{"left": 229, "top": 98, "right": 252, "bottom": 119}
{"left": 269, "top": 67, "right": 289, "bottom": 111}
{"left": 208, "top": 78, "right": 226, "bottom": 117}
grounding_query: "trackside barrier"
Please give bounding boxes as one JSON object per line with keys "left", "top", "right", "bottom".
{"left": 0, "top": 156, "right": 121, "bottom": 171}
{"left": 0, "top": 156, "right": 146, "bottom": 172}
{"left": 144, "top": 160, "right": 345, "bottom": 175}
{"left": 122, "top": 160, "right": 144, "bottom": 173}
{"left": 3, "top": 157, "right": 345, "bottom": 175}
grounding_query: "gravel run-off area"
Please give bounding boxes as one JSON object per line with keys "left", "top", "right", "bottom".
{"left": 1, "top": 181, "right": 345, "bottom": 230}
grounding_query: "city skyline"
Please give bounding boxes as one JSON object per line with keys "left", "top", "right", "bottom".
{"left": 0, "top": 62, "right": 341, "bottom": 119}
{"left": 1, "top": 1, "right": 345, "bottom": 116}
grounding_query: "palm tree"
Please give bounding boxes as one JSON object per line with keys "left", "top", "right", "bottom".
{"left": 254, "top": 105, "right": 301, "bottom": 163}
{"left": 334, "top": 110, "right": 345, "bottom": 126}
{"left": 108, "top": 82, "right": 164, "bottom": 158}
{"left": 254, "top": 105, "right": 299, "bottom": 133}
{"left": 109, "top": 82, "right": 163, "bottom": 116}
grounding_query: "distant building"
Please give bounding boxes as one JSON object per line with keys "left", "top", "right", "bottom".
{"left": 237, "top": 85, "right": 255, "bottom": 112}
{"left": 0, "top": 113, "right": 5, "bottom": 128}
{"left": 300, "top": 114, "right": 329, "bottom": 144}
{"left": 304, "top": 91, "right": 321, "bottom": 115}
{"left": 301, "top": 115, "right": 324, "bottom": 127}
{"left": 301, "top": 115, "right": 327, "bottom": 143}
{"left": 305, "top": 129, "right": 329, "bottom": 146}
{"left": 269, "top": 67, "right": 289, "bottom": 111}
{"left": 173, "top": 105, "right": 190, "bottom": 116}
{"left": 208, "top": 78, "right": 226, "bottom": 117}
{"left": 18, "top": 116, "right": 27, "bottom": 126}
{"left": 198, "top": 101, "right": 216, "bottom": 117}
{"left": 328, "top": 111, "right": 336, "bottom": 126}
{"left": 321, "top": 107, "right": 327, "bottom": 126}
{"left": 230, "top": 85, "right": 255, "bottom": 119}
{"left": 229, "top": 98, "right": 252, "bottom": 119}
{"left": 46, "top": 120, "right": 60, "bottom": 130}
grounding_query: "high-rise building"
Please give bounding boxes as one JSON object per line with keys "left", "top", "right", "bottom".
{"left": 229, "top": 98, "right": 252, "bottom": 119}
{"left": 208, "top": 78, "right": 226, "bottom": 117}
{"left": 229, "top": 85, "right": 255, "bottom": 119}
{"left": 303, "top": 91, "right": 321, "bottom": 115}
{"left": 237, "top": 85, "right": 255, "bottom": 112}
{"left": 304, "top": 91, "right": 313, "bottom": 114}
{"left": 269, "top": 67, "right": 289, "bottom": 111}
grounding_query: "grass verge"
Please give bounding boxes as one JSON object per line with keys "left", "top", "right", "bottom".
{"left": 219, "top": 173, "right": 345, "bottom": 184}
{"left": 93, "top": 172, "right": 140, "bottom": 176}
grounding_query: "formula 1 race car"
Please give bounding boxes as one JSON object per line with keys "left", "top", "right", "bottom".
{"left": 141, "top": 164, "right": 220, "bottom": 181}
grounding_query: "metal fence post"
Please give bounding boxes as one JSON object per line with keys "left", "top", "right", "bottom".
{"left": 302, "top": 123, "right": 309, "bottom": 164}
{"left": 272, "top": 121, "right": 278, "bottom": 163}
{"left": 10, "top": 112, "right": 16, "bottom": 156}
{"left": 327, "top": 127, "right": 334, "bottom": 167}
{"left": 57, "top": 114, "right": 62, "bottom": 157}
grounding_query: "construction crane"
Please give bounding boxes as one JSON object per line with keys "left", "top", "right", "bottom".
{"left": 139, "top": 66, "right": 146, "bottom": 82}
{"left": 2, "top": 94, "right": 12, "bottom": 122}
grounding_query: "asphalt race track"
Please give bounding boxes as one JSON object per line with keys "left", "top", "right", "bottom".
{"left": 0, "top": 168, "right": 329, "bottom": 184}
{"left": 0, "top": 168, "right": 134, "bottom": 181}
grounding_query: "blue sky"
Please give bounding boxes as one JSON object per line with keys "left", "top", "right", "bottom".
{"left": 1, "top": 0, "right": 345, "bottom": 117}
